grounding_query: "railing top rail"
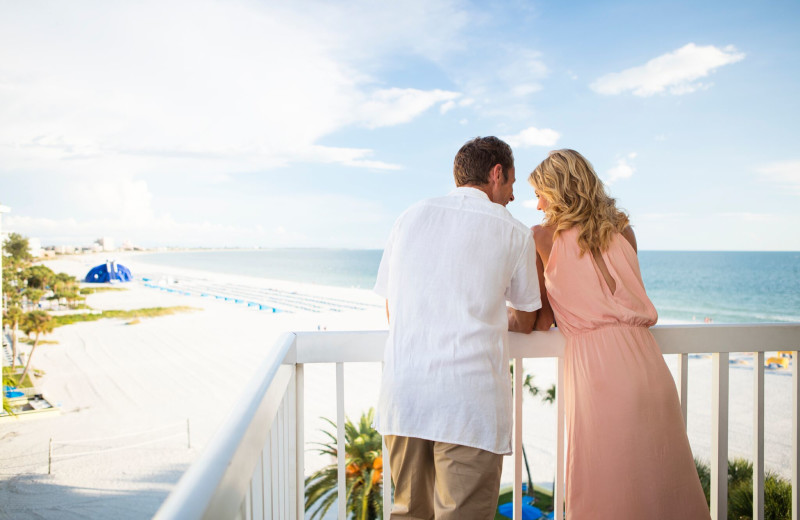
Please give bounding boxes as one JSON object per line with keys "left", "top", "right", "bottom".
{"left": 652, "top": 323, "right": 800, "bottom": 354}
{"left": 292, "top": 323, "right": 800, "bottom": 364}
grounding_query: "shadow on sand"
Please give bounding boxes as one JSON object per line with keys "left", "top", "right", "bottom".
{"left": 0, "top": 466, "right": 189, "bottom": 520}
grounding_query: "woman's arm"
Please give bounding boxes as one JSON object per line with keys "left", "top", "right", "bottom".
{"left": 531, "top": 225, "right": 556, "bottom": 331}
{"left": 533, "top": 251, "right": 554, "bottom": 330}
{"left": 622, "top": 225, "right": 637, "bottom": 253}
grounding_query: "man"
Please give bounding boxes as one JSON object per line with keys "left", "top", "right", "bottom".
{"left": 374, "top": 136, "right": 542, "bottom": 519}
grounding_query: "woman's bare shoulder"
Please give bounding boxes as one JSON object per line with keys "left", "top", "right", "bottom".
{"left": 621, "top": 225, "right": 638, "bottom": 253}
{"left": 532, "top": 224, "right": 556, "bottom": 253}
{"left": 532, "top": 223, "right": 555, "bottom": 241}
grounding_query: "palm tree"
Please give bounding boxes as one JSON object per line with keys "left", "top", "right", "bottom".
{"left": 17, "top": 310, "right": 53, "bottom": 386}
{"left": 23, "top": 288, "right": 44, "bottom": 311}
{"left": 3, "top": 305, "right": 24, "bottom": 368}
{"left": 305, "top": 408, "right": 384, "bottom": 520}
{"left": 52, "top": 273, "right": 83, "bottom": 309}
{"left": 2, "top": 233, "right": 32, "bottom": 266}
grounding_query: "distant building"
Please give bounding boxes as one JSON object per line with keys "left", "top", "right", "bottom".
{"left": 28, "top": 237, "right": 43, "bottom": 257}
{"left": 54, "top": 245, "right": 77, "bottom": 255}
{"left": 95, "top": 237, "right": 115, "bottom": 252}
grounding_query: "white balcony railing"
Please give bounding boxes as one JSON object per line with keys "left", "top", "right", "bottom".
{"left": 155, "top": 324, "right": 800, "bottom": 520}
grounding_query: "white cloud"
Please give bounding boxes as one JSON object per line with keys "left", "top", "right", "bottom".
{"left": 440, "top": 96, "right": 476, "bottom": 114}
{"left": 0, "top": 1, "right": 465, "bottom": 179}
{"left": 4, "top": 189, "right": 392, "bottom": 248}
{"left": 452, "top": 48, "right": 548, "bottom": 119}
{"left": 358, "top": 88, "right": 460, "bottom": 128}
{"left": 305, "top": 0, "right": 471, "bottom": 64}
{"left": 511, "top": 84, "right": 543, "bottom": 97}
{"left": 590, "top": 43, "right": 745, "bottom": 97}
{"left": 522, "top": 199, "right": 538, "bottom": 209}
{"left": 503, "top": 127, "right": 561, "bottom": 148}
{"left": 757, "top": 160, "right": 800, "bottom": 194}
{"left": 6, "top": 213, "right": 269, "bottom": 248}
{"left": 716, "top": 212, "right": 775, "bottom": 222}
{"left": 639, "top": 212, "right": 690, "bottom": 221}
{"left": 604, "top": 153, "right": 637, "bottom": 184}
{"left": 303, "top": 145, "right": 402, "bottom": 170}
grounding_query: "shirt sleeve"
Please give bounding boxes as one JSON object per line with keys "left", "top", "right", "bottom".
{"left": 373, "top": 224, "right": 397, "bottom": 299}
{"left": 505, "top": 232, "right": 542, "bottom": 312}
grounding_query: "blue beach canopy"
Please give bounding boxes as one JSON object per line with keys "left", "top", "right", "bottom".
{"left": 497, "top": 501, "right": 544, "bottom": 520}
{"left": 85, "top": 261, "right": 133, "bottom": 283}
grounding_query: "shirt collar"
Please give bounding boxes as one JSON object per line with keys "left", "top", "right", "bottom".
{"left": 448, "top": 186, "right": 490, "bottom": 201}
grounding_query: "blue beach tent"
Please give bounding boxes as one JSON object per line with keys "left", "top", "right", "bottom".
{"left": 497, "top": 495, "right": 545, "bottom": 520}
{"left": 85, "top": 260, "right": 133, "bottom": 283}
{"left": 497, "top": 502, "right": 544, "bottom": 520}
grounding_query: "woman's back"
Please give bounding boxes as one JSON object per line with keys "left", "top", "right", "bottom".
{"left": 544, "top": 226, "right": 657, "bottom": 336}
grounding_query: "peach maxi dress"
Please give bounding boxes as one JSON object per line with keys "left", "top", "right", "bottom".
{"left": 545, "top": 227, "right": 709, "bottom": 519}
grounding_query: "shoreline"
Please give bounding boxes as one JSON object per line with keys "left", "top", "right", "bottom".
{"left": 0, "top": 254, "right": 793, "bottom": 518}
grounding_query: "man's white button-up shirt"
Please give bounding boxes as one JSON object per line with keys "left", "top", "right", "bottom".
{"left": 374, "top": 187, "right": 541, "bottom": 455}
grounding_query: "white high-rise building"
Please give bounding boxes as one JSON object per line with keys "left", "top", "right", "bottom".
{"left": 96, "top": 237, "right": 115, "bottom": 251}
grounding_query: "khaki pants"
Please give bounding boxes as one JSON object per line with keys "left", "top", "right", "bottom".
{"left": 384, "top": 435, "right": 503, "bottom": 520}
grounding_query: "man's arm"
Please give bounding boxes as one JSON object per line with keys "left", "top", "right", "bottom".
{"left": 508, "top": 307, "right": 538, "bottom": 334}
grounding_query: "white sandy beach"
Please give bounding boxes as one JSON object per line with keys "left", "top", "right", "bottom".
{"left": 0, "top": 253, "right": 793, "bottom": 519}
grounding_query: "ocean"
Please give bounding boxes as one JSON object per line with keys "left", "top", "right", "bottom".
{"left": 138, "top": 249, "right": 800, "bottom": 324}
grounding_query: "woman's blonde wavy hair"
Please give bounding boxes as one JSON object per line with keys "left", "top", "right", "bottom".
{"left": 529, "top": 149, "right": 629, "bottom": 255}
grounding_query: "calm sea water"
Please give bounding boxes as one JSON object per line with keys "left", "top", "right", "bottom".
{"left": 139, "top": 249, "right": 800, "bottom": 324}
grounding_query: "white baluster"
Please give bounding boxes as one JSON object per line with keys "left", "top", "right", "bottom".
{"left": 677, "top": 353, "right": 689, "bottom": 428}
{"left": 554, "top": 355, "right": 565, "bottom": 520}
{"left": 752, "top": 351, "right": 765, "bottom": 520}
{"left": 337, "top": 362, "right": 346, "bottom": 519}
{"left": 513, "top": 357, "right": 523, "bottom": 520}
{"left": 711, "top": 352, "right": 729, "bottom": 520}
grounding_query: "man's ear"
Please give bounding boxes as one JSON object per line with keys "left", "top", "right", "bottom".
{"left": 489, "top": 164, "right": 503, "bottom": 185}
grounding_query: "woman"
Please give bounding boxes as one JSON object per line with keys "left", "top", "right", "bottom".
{"left": 529, "top": 149, "right": 709, "bottom": 519}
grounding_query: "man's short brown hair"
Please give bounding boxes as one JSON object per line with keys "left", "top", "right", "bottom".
{"left": 453, "top": 136, "right": 514, "bottom": 186}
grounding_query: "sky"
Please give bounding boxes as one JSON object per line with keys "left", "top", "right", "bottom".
{"left": 1, "top": 0, "right": 799, "bottom": 251}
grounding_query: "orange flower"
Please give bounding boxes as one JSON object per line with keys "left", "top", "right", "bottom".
{"left": 345, "top": 462, "right": 362, "bottom": 476}
{"left": 373, "top": 456, "right": 382, "bottom": 470}
{"left": 371, "top": 468, "right": 382, "bottom": 485}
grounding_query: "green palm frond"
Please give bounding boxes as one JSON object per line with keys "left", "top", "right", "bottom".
{"left": 305, "top": 408, "right": 385, "bottom": 520}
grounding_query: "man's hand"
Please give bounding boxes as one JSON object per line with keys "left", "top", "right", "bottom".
{"left": 507, "top": 307, "right": 538, "bottom": 334}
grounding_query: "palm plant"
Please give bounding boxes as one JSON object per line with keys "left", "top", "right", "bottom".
{"left": 52, "top": 273, "right": 83, "bottom": 309}
{"left": 305, "top": 408, "right": 384, "bottom": 520}
{"left": 2, "top": 233, "right": 32, "bottom": 266}
{"left": 17, "top": 310, "right": 54, "bottom": 386}
{"left": 3, "top": 305, "right": 24, "bottom": 368}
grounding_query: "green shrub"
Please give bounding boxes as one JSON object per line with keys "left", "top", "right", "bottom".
{"left": 695, "top": 457, "right": 792, "bottom": 520}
